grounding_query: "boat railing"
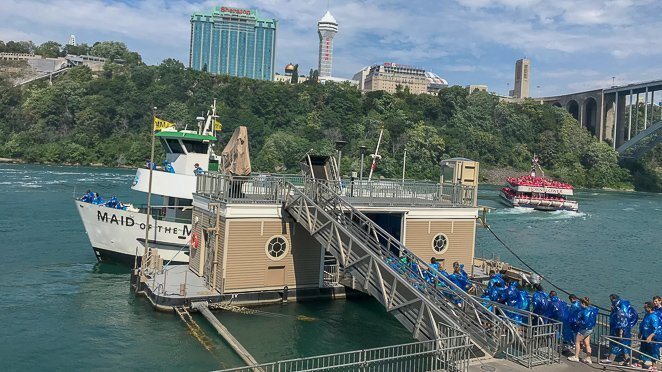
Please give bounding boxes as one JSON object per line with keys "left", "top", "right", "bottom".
{"left": 132, "top": 204, "right": 193, "bottom": 224}
{"left": 217, "top": 330, "right": 472, "bottom": 372}
{"left": 597, "top": 335, "right": 662, "bottom": 367}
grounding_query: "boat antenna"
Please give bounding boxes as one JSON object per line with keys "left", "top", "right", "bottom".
{"left": 367, "top": 126, "right": 384, "bottom": 182}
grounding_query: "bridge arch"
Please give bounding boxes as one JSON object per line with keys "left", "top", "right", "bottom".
{"left": 583, "top": 97, "right": 598, "bottom": 136}
{"left": 552, "top": 102, "right": 562, "bottom": 108}
{"left": 566, "top": 100, "right": 580, "bottom": 121}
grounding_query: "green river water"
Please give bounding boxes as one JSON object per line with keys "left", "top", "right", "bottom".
{"left": 0, "top": 164, "right": 659, "bottom": 370}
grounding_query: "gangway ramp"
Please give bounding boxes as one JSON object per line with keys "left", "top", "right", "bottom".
{"left": 283, "top": 180, "right": 520, "bottom": 356}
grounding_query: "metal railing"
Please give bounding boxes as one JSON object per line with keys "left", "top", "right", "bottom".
{"left": 195, "top": 172, "right": 477, "bottom": 208}
{"left": 474, "top": 296, "right": 561, "bottom": 367}
{"left": 597, "top": 336, "right": 662, "bottom": 368}
{"left": 322, "top": 264, "right": 339, "bottom": 286}
{"left": 338, "top": 179, "right": 477, "bottom": 207}
{"left": 218, "top": 332, "right": 472, "bottom": 372}
{"left": 196, "top": 173, "right": 286, "bottom": 204}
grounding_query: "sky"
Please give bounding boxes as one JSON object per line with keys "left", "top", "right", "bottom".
{"left": 2, "top": 0, "right": 662, "bottom": 96}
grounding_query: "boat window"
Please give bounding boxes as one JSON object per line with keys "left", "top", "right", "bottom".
{"left": 166, "top": 139, "right": 185, "bottom": 154}
{"left": 182, "top": 140, "right": 208, "bottom": 154}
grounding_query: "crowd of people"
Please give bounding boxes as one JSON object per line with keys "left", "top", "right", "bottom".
{"left": 80, "top": 190, "right": 127, "bottom": 210}
{"left": 506, "top": 175, "right": 573, "bottom": 190}
{"left": 480, "top": 274, "right": 662, "bottom": 369}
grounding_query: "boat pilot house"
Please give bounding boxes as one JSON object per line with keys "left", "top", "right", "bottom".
{"left": 187, "top": 155, "right": 480, "bottom": 301}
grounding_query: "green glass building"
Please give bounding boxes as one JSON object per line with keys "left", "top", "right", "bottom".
{"left": 189, "top": 6, "right": 277, "bottom": 80}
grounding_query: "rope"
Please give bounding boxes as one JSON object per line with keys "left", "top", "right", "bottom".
{"left": 485, "top": 224, "right": 610, "bottom": 312}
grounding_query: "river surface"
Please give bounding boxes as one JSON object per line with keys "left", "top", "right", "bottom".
{"left": 0, "top": 163, "right": 659, "bottom": 370}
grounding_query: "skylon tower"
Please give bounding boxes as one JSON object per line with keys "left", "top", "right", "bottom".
{"left": 317, "top": 10, "right": 338, "bottom": 78}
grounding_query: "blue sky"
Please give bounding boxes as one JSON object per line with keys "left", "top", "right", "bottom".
{"left": 2, "top": 0, "right": 662, "bottom": 96}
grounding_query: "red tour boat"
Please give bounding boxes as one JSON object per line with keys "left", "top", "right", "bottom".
{"left": 499, "top": 156, "right": 578, "bottom": 212}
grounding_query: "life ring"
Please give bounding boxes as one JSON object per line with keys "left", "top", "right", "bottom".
{"left": 191, "top": 232, "right": 200, "bottom": 249}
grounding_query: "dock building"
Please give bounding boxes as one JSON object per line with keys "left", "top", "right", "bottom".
{"left": 133, "top": 146, "right": 568, "bottom": 369}
{"left": 189, "top": 6, "right": 277, "bottom": 81}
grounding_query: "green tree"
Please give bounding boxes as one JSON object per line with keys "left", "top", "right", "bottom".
{"left": 35, "top": 41, "right": 62, "bottom": 57}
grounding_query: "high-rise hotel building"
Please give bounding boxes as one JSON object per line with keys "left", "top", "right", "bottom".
{"left": 189, "top": 6, "right": 277, "bottom": 80}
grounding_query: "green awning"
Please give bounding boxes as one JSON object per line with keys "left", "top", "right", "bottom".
{"left": 155, "top": 131, "right": 217, "bottom": 141}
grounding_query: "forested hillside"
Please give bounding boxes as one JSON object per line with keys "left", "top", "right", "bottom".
{"left": 1, "top": 41, "right": 657, "bottom": 190}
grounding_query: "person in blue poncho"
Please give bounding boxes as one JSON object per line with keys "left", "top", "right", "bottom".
{"left": 531, "top": 284, "right": 549, "bottom": 321}
{"left": 105, "top": 196, "right": 119, "bottom": 209}
{"left": 164, "top": 160, "right": 175, "bottom": 173}
{"left": 547, "top": 291, "right": 569, "bottom": 323}
{"left": 81, "top": 190, "right": 93, "bottom": 203}
{"left": 566, "top": 294, "right": 582, "bottom": 348}
{"left": 449, "top": 262, "right": 470, "bottom": 292}
{"left": 488, "top": 271, "right": 505, "bottom": 289}
{"left": 567, "top": 297, "right": 598, "bottom": 364}
{"left": 92, "top": 192, "right": 104, "bottom": 205}
{"left": 654, "top": 296, "right": 662, "bottom": 322}
{"left": 194, "top": 163, "right": 205, "bottom": 175}
{"left": 602, "top": 294, "right": 638, "bottom": 364}
{"left": 517, "top": 288, "right": 531, "bottom": 313}
{"left": 635, "top": 302, "right": 661, "bottom": 370}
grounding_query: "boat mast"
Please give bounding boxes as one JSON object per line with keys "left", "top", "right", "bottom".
{"left": 137, "top": 106, "right": 157, "bottom": 270}
{"left": 367, "top": 127, "right": 384, "bottom": 182}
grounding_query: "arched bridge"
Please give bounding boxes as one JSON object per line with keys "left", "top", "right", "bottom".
{"left": 541, "top": 79, "right": 662, "bottom": 157}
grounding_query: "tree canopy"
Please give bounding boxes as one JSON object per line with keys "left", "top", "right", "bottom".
{"left": 0, "top": 40, "right": 655, "bottom": 190}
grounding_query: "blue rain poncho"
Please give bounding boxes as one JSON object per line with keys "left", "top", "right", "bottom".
{"left": 505, "top": 282, "right": 520, "bottom": 307}
{"left": 164, "top": 161, "right": 175, "bottom": 173}
{"left": 92, "top": 195, "right": 104, "bottom": 205}
{"left": 532, "top": 290, "right": 549, "bottom": 316}
{"left": 639, "top": 312, "right": 662, "bottom": 362}
{"left": 517, "top": 290, "right": 531, "bottom": 311}
{"left": 568, "top": 300, "right": 583, "bottom": 332}
{"left": 548, "top": 296, "right": 569, "bottom": 323}
{"left": 488, "top": 273, "right": 505, "bottom": 289}
{"left": 574, "top": 306, "right": 598, "bottom": 332}
{"left": 105, "top": 196, "right": 119, "bottom": 209}
{"left": 609, "top": 298, "right": 637, "bottom": 355}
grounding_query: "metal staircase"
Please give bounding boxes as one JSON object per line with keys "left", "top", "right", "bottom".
{"left": 283, "top": 180, "right": 520, "bottom": 356}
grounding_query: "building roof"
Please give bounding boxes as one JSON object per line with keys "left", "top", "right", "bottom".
{"left": 425, "top": 71, "right": 448, "bottom": 86}
{"left": 319, "top": 10, "right": 337, "bottom": 24}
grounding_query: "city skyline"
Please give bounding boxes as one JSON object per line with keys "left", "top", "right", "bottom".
{"left": 2, "top": 0, "right": 662, "bottom": 96}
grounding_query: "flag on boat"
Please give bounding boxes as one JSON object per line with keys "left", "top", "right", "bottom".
{"left": 214, "top": 119, "right": 222, "bottom": 131}
{"left": 153, "top": 117, "right": 175, "bottom": 131}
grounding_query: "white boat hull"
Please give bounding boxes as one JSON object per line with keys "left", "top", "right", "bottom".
{"left": 75, "top": 201, "right": 191, "bottom": 264}
{"left": 499, "top": 191, "right": 578, "bottom": 212}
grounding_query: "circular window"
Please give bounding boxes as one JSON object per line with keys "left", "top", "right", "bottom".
{"left": 265, "top": 235, "right": 289, "bottom": 261}
{"left": 432, "top": 233, "right": 449, "bottom": 254}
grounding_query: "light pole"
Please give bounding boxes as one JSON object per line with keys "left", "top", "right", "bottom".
{"left": 358, "top": 145, "right": 367, "bottom": 182}
{"left": 335, "top": 140, "right": 347, "bottom": 177}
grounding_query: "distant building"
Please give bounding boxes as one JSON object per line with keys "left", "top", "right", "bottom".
{"left": 513, "top": 58, "right": 530, "bottom": 98}
{"left": 317, "top": 11, "right": 338, "bottom": 78}
{"left": 189, "top": 5, "right": 277, "bottom": 81}
{"left": 352, "top": 66, "right": 370, "bottom": 91}
{"left": 274, "top": 63, "right": 307, "bottom": 84}
{"left": 319, "top": 76, "right": 358, "bottom": 86}
{"left": 466, "top": 84, "right": 488, "bottom": 94}
{"left": 357, "top": 62, "right": 447, "bottom": 95}
{"left": 68, "top": 34, "right": 77, "bottom": 46}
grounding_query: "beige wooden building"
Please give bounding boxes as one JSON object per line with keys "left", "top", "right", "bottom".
{"left": 188, "top": 158, "right": 480, "bottom": 298}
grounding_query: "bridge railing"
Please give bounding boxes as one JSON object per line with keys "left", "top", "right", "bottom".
{"left": 217, "top": 331, "right": 472, "bottom": 372}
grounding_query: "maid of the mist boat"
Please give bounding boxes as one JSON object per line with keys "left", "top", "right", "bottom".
{"left": 499, "top": 156, "right": 579, "bottom": 212}
{"left": 75, "top": 104, "right": 222, "bottom": 264}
